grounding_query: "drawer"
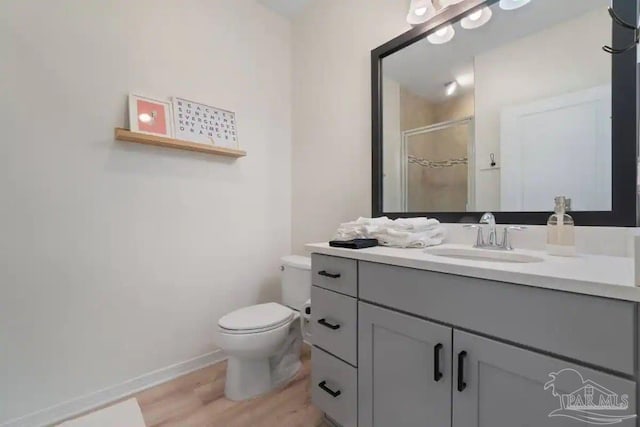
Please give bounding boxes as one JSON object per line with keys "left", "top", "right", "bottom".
{"left": 312, "top": 254, "right": 357, "bottom": 297}
{"left": 311, "top": 286, "right": 357, "bottom": 366}
{"left": 311, "top": 346, "right": 357, "bottom": 427}
{"left": 359, "top": 261, "right": 636, "bottom": 375}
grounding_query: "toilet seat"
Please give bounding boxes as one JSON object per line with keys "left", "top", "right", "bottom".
{"left": 218, "top": 303, "right": 294, "bottom": 335}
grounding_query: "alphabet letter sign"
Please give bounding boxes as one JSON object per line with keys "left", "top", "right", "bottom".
{"left": 172, "top": 97, "right": 238, "bottom": 149}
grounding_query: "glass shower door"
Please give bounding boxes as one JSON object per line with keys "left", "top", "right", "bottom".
{"left": 402, "top": 118, "right": 473, "bottom": 212}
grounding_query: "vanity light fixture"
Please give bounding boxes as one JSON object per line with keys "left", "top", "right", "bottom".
{"left": 461, "top": 7, "right": 492, "bottom": 29}
{"left": 499, "top": 0, "right": 531, "bottom": 11}
{"left": 427, "top": 25, "right": 455, "bottom": 44}
{"left": 406, "top": 0, "right": 436, "bottom": 25}
{"left": 445, "top": 81, "right": 458, "bottom": 96}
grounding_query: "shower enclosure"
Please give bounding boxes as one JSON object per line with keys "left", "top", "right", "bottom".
{"left": 400, "top": 117, "right": 475, "bottom": 212}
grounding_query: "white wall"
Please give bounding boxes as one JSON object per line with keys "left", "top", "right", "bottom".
{"left": 474, "top": 8, "right": 610, "bottom": 210}
{"left": 291, "top": 0, "right": 410, "bottom": 253}
{"left": 0, "top": 0, "right": 291, "bottom": 424}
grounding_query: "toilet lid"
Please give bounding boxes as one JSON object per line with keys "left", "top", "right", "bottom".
{"left": 218, "top": 303, "right": 294, "bottom": 332}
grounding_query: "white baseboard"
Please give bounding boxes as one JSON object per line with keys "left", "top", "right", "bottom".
{"left": 2, "top": 350, "right": 226, "bottom": 427}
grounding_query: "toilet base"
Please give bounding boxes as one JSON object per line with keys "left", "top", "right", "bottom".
{"left": 224, "top": 357, "right": 301, "bottom": 401}
{"left": 219, "top": 308, "right": 304, "bottom": 401}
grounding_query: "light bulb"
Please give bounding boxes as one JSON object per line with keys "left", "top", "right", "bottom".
{"left": 469, "top": 10, "right": 483, "bottom": 21}
{"left": 427, "top": 24, "right": 455, "bottom": 44}
{"left": 407, "top": 0, "right": 436, "bottom": 25}
{"left": 461, "top": 7, "right": 492, "bottom": 30}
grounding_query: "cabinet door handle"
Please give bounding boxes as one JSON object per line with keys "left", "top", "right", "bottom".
{"left": 317, "top": 318, "right": 341, "bottom": 330}
{"left": 434, "top": 343, "right": 443, "bottom": 382}
{"left": 318, "top": 380, "right": 342, "bottom": 398}
{"left": 318, "top": 270, "right": 341, "bottom": 279}
{"left": 457, "top": 351, "right": 468, "bottom": 392}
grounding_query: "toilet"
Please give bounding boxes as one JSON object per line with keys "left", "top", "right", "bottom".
{"left": 217, "top": 255, "right": 311, "bottom": 401}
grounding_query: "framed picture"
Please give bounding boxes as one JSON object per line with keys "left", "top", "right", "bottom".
{"left": 172, "top": 97, "right": 239, "bottom": 149}
{"left": 128, "top": 94, "right": 174, "bottom": 138}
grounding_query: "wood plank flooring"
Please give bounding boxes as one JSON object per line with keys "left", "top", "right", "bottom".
{"left": 134, "top": 345, "right": 327, "bottom": 427}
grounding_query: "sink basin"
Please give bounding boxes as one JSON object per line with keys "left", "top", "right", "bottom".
{"left": 424, "top": 247, "right": 544, "bottom": 264}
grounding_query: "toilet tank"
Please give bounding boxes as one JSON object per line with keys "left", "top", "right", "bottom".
{"left": 281, "top": 255, "right": 311, "bottom": 311}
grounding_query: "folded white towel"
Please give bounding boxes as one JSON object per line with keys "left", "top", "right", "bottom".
{"left": 392, "top": 217, "right": 441, "bottom": 231}
{"left": 333, "top": 216, "right": 395, "bottom": 240}
{"left": 355, "top": 216, "right": 393, "bottom": 226}
{"left": 372, "top": 227, "right": 446, "bottom": 248}
{"left": 333, "top": 224, "right": 367, "bottom": 241}
{"left": 333, "top": 217, "right": 446, "bottom": 248}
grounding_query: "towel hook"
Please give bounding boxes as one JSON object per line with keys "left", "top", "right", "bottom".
{"left": 603, "top": 7, "right": 640, "bottom": 55}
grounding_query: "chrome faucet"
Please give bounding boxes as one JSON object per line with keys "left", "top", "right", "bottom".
{"left": 464, "top": 213, "right": 527, "bottom": 251}
{"left": 480, "top": 212, "right": 497, "bottom": 246}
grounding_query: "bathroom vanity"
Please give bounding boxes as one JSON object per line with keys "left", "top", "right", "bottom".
{"left": 324, "top": 0, "right": 640, "bottom": 422}
{"left": 307, "top": 243, "right": 640, "bottom": 427}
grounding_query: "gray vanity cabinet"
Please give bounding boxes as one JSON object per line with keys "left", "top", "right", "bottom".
{"left": 311, "top": 253, "right": 639, "bottom": 427}
{"left": 358, "top": 303, "right": 637, "bottom": 427}
{"left": 453, "top": 330, "right": 637, "bottom": 427}
{"left": 358, "top": 302, "right": 452, "bottom": 427}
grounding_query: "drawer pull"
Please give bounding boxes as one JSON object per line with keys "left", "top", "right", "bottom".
{"left": 318, "top": 380, "right": 342, "bottom": 398}
{"left": 318, "top": 270, "right": 341, "bottom": 279}
{"left": 318, "top": 318, "right": 341, "bottom": 330}
{"left": 457, "top": 351, "right": 468, "bottom": 392}
{"left": 434, "top": 343, "right": 443, "bottom": 382}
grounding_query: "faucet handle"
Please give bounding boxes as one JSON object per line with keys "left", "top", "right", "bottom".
{"left": 501, "top": 226, "right": 527, "bottom": 250}
{"left": 464, "top": 224, "right": 485, "bottom": 248}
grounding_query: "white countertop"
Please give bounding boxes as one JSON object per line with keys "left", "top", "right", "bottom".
{"left": 306, "top": 243, "right": 640, "bottom": 302}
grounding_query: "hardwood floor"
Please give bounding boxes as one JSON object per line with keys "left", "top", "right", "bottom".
{"left": 133, "top": 346, "right": 327, "bottom": 427}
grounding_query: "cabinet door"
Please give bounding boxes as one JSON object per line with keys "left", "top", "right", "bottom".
{"left": 453, "top": 330, "right": 637, "bottom": 427}
{"left": 359, "top": 302, "right": 452, "bottom": 427}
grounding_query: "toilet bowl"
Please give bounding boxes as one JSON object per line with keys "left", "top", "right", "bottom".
{"left": 217, "top": 255, "right": 311, "bottom": 401}
{"left": 216, "top": 255, "right": 311, "bottom": 400}
{"left": 218, "top": 303, "right": 301, "bottom": 401}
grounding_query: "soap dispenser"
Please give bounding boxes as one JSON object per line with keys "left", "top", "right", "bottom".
{"left": 546, "top": 196, "right": 575, "bottom": 256}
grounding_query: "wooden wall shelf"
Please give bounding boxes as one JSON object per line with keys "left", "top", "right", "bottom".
{"left": 114, "top": 128, "right": 246, "bottom": 158}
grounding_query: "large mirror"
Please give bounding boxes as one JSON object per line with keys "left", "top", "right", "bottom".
{"left": 373, "top": 0, "right": 638, "bottom": 225}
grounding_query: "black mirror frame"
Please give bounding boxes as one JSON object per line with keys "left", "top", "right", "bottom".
{"left": 371, "top": 0, "right": 638, "bottom": 226}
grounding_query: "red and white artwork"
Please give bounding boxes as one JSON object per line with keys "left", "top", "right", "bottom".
{"left": 128, "top": 94, "right": 174, "bottom": 137}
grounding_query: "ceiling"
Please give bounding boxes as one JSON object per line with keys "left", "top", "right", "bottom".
{"left": 257, "top": 0, "right": 314, "bottom": 19}
{"left": 383, "top": 0, "right": 609, "bottom": 102}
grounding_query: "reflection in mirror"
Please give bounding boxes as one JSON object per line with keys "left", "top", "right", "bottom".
{"left": 382, "top": 0, "right": 611, "bottom": 214}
